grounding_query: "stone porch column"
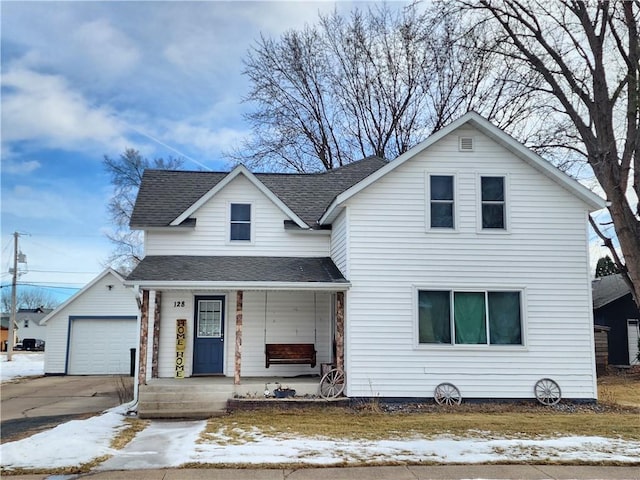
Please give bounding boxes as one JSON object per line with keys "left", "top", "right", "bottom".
{"left": 138, "top": 289, "right": 150, "bottom": 387}
{"left": 336, "top": 291, "right": 345, "bottom": 372}
{"left": 234, "top": 290, "right": 243, "bottom": 385}
{"left": 151, "top": 291, "right": 162, "bottom": 378}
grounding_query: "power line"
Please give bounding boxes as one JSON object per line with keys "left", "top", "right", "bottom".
{"left": 24, "top": 269, "right": 100, "bottom": 275}
{"left": 1, "top": 283, "right": 84, "bottom": 289}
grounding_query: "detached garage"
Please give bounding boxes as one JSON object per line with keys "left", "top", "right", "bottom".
{"left": 42, "top": 269, "right": 139, "bottom": 375}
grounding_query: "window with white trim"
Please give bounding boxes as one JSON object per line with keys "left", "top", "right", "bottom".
{"left": 429, "top": 175, "right": 455, "bottom": 228}
{"left": 418, "top": 290, "right": 522, "bottom": 345}
{"left": 480, "top": 176, "right": 506, "bottom": 229}
{"left": 230, "top": 203, "right": 251, "bottom": 241}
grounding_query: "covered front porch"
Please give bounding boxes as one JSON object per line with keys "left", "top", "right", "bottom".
{"left": 133, "top": 285, "right": 346, "bottom": 417}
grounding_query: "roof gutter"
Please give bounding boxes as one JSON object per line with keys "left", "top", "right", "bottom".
{"left": 122, "top": 280, "right": 351, "bottom": 291}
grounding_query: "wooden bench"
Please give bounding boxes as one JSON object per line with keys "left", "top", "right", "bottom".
{"left": 265, "top": 343, "right": 316, "bottom": 368}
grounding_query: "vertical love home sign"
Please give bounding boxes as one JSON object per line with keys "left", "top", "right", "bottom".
{"left": 175, "top": 318, "right": 187, "bottom": 378}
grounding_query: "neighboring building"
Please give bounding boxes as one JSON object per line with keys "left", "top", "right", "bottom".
{"left": 41, "top": 269, "right": 139, "bottom": 375}
{"left": 593, "top": 274, "right": 640, "bottom": 367}
{"left": 0, "top": 308, "right": 50, "bottom": 350}
{"left": 16, "top": 308, "right": 50, "bottom": 345}
{"left": 126, "top": 112, "right": 605, "bottom": 416}
{"left": 1, "top": 317, "right": 8, "bottom": 352}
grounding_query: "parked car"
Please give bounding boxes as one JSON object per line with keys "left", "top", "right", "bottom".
{"left": 21, "top": 338, "right": 45, "bottom": 351}
{"left": 13, "top": 342, "right": 23, "bottom": 350}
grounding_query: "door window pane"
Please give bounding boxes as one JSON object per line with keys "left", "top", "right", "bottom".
{"left": 198, "top": 300, "right": 222, "bottom": 338}
{"left": 488, "top": 292, "right": 521, "bottom": 344}
{"left": 418, "top": 291, "right": 451, "bottom": 344}
{"left": 454, "top": 292, "right": 487, "bottom": 344}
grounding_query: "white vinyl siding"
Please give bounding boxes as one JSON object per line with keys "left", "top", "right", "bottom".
{"left": 343, "top": 124, "right": 596, "bottom": 400}
{"left": 330, "top": 209, "right": 348, "bottom": 277}
{"left": 156, "top": 290, "right": 331, "bottom": 379}
{"left": 145, "top": 175, "right": 329, "bottom": 257}
{"left": 43, "top": 272, "right": 138, "bottom": 375}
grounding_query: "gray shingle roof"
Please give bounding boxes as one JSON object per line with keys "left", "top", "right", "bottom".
{"left": 127, "top": 256, "right": 347, "bottom": 284}
{"left": 130, "top": 156, "right": 387, "bottom": 228}
{"left": 592, "top": 274, "right": 632, "bottom": 309}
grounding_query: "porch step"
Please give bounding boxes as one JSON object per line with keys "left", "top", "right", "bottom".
{"left": 138, "top": 383, "right": 232, "bottom": 419}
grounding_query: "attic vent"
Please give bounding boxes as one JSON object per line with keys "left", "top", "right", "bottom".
{"left": 459, "top": 137, "right": 474, "bottom": 151}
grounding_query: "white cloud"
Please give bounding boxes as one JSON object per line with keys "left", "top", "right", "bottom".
{"left": 72, "top": 19, "right": 141, "bottom": 77}
{"left": 166, "top": 121, "right": 248, "bottom": 155}
{"left": 2, "top": 185, "right": 80, "bottom": 223}
{"left": 1, "top": 160, "right": 41, "bottom": 175}
{"left": 1, "top": 68, "right": 128, "bottom": 150}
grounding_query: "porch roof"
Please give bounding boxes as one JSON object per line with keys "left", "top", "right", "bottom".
{"left": 126, "top": 255, "right": 349, "bottom": 290}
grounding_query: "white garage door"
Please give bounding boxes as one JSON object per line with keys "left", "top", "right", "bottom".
{"left": 68, "top": 318, "right": 137, "bottom": 375}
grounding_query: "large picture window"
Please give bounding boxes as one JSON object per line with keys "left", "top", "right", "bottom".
{"left": 230, "top": 203, "right": 251, "bottom": 241}
{"left": 418, "top": 290, "right": 522, "bottom": 345}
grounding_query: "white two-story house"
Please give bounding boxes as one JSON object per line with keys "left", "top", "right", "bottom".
{"left": 127, "top": 112, "right": 605, "bottom": 417}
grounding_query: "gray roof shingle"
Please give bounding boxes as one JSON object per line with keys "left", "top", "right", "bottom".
{"left": 130, "top": 156, "right": 387, "bottom": 228}
{"left": 127, "top": 256, "right": 347, "bottom": 284}
{"left": 592, "top": 273, "right": 632, "bottom": 309}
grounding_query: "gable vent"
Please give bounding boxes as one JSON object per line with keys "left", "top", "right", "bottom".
{"left": 459, "top": 136, "right": 474, "bottom": 151}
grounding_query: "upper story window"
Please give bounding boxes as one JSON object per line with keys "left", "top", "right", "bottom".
{"left": 481, "top": 176, "right": 506, "bottom": 229}
{"left": 230, "top": 203, "right": 251, "bottom": 241}
{"left": 418, "top": 289, "right": 522, "bottom": 346}
{"left": 429, "top": 175, "right": 455, "bottom": 229}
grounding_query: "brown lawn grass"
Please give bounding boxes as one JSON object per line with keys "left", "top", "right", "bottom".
{"left": 204, "top": 402, "right": 640, "bottom": 443}
{"left": 598, "top": 370, "right": 640, "bottom": 408}
{"left": 202, "top": 372, "right": 640, "bottom": 443}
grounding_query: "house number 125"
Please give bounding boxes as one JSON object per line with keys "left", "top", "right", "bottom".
{"left": 174, "top": 301, "right": 185, "bottom": 307}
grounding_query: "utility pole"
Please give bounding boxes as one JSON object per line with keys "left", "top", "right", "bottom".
{"left": 7, "top": 232, "right": 20, "bottom": 361}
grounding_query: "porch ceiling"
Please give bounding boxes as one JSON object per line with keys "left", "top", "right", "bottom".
{"left": 126, "top": 255, "right": 349, "bottom": 290}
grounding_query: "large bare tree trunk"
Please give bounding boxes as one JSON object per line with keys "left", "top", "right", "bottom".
{"left": 472, "top": 0, "right": 640, "bottom": 308}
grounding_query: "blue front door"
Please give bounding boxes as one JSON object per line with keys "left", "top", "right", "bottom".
{"left": 193, "top": 296, "right": 224, "bottom": 374}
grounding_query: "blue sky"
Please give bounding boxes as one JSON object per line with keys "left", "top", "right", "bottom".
{"left": 1, "top": 1, "right": 616, "bottom": 306}
{"left": 1, "top": 1, "right": 365, "bottom": 303}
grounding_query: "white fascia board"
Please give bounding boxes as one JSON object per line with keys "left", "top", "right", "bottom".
{"left": 170, "top": 165, "right": 309, "bottom": 228}
{"left": 137, "top": 225, "right": 196, "bottom": 232}
{"left": 319, "top": 112, "right": 605, "bottom": 224}
{"left": 40, "top": 268, "right": 127, "bottom": 325}
{"left": 122, "top": 281, "right": 350, "bottom": 292}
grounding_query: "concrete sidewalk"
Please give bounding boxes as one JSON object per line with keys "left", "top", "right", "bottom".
{"left": 4, "top": 465, "right": 640, "bottom": 479}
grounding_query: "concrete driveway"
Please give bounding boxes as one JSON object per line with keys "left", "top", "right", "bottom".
{"left": 1, "top": 375, "right": 133, "bottom": 443}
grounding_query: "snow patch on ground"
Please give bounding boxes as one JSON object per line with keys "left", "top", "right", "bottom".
{"left": 191, "top": 430, "right": 640, "bottom": 466}
{"left": 0, "top": 352, "right": 44, "bottom": 381}
{"left": 1, "top": 405, "right": 129, "bottom": 470}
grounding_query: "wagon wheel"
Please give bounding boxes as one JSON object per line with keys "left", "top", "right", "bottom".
{"left": 434, "top": 382, "right": 462, "bottom": 406}
{"left": 319, "top": 368, "right": 345, "bottom": 399}
{"left": 534, "top": 378, "right": 561, "bottom": 406}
